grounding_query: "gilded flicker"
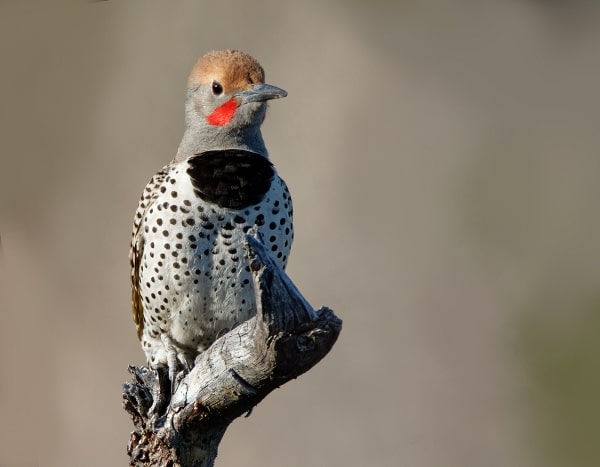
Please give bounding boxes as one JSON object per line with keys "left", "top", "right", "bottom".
{"left": 130, "top": 50, "right": 292, "bottom": 376}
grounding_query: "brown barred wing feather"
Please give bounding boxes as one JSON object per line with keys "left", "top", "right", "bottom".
{"left": 129, "top": 165, "right": 170, "bottom": 340}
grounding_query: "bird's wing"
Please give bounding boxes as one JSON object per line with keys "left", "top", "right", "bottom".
{"left": 129, "top": 165, "right": 170, "bottom": 339}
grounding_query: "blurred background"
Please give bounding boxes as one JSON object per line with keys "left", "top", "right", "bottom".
{"left": 1, "top": 0, "right": 600, "bottom": 466}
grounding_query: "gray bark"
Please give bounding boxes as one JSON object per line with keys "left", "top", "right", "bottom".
{"left": 123, "top": 234, "right": 342, "bottom": 467}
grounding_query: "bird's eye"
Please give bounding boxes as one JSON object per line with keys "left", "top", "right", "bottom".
{"left": 211, "top": 81, "right": 223, "bottom": 96}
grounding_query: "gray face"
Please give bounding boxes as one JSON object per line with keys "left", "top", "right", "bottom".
{"left": 177, "top": 79, "right": 285, "bottom": 161}
{"left": 184, "top": 85, "right": 267, "bottom": 139}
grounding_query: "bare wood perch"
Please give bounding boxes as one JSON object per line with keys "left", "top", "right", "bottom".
{"left": 123, "top": 234, "right": 342, "bottom": 466}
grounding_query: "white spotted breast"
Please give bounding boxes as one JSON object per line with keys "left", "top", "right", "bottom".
{"left": 131, "top": 150, "right": 293, "bottom": 366}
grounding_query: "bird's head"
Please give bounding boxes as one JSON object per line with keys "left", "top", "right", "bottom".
{"left": 176, "top": 50, "right": 287, "bottom": 161}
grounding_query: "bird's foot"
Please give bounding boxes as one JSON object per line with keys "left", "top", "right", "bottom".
{"left": 160, "top": 333, "right": 193, "bottom": 395}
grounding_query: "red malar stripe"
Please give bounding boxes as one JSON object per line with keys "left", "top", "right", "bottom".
{"left": 206, "top": 99, "right": 238, "bottom": 126}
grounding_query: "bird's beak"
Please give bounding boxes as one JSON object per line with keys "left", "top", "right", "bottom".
{"left": 237, "top": 83, "right": 287, "bottom": 104}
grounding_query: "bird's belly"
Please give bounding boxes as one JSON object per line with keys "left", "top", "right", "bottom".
{"left": 166, "top": 228, "right": 259, "bottom": 352}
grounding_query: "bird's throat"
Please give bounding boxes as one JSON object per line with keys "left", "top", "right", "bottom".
{"left": 176, "top": 100, "right": 269, "bottom": 162}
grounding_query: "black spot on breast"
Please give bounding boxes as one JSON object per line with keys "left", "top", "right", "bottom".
{"left": 187, "top": 150, "right": 274, "bottom": 209}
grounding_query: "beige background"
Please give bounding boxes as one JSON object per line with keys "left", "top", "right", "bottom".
{"left": 2, "top": 1, "right": 600, "bottom": 466}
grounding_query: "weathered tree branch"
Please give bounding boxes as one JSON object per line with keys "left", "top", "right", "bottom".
{"left": 123, "top": 234, "right": 342, "bottom": 467}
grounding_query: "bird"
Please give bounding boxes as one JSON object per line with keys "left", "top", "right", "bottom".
{"left": 129, "top": 50, "right": 292, "bottom": 379}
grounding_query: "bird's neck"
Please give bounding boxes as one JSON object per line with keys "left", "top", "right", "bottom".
{"left": 175, "top": 118, "right": 268, "bottom": 162}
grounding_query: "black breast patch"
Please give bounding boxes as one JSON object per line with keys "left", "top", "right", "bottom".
{"left": 187, "top": 150, "right": 274, "bottom": 209}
